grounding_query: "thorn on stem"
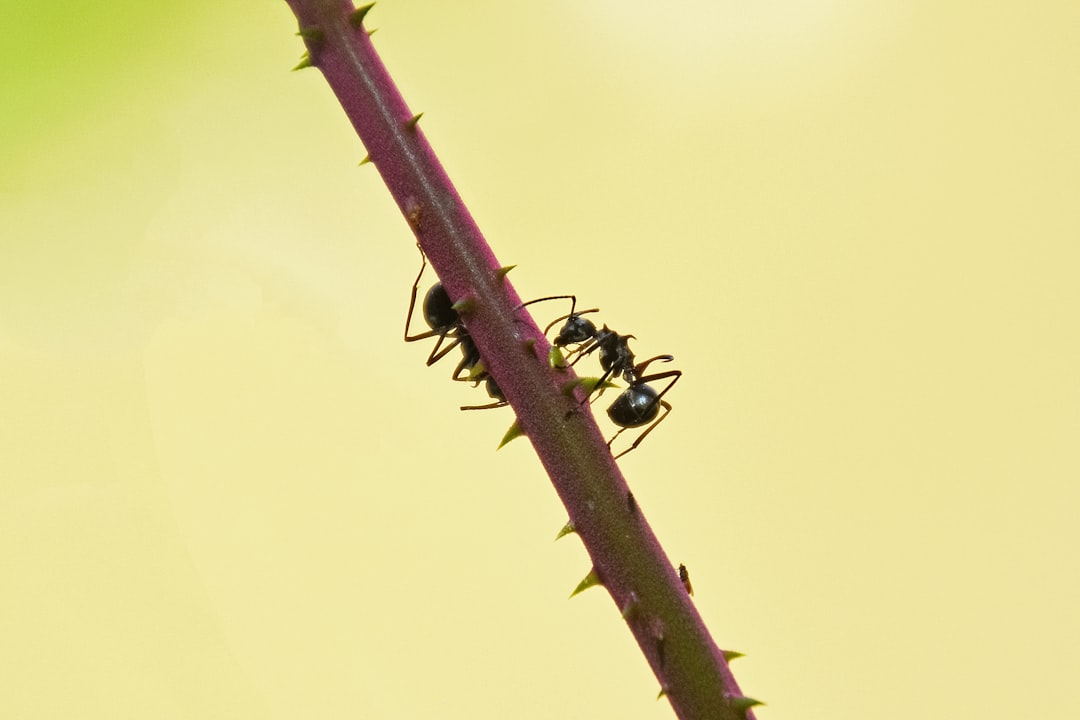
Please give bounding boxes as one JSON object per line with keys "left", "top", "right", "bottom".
{"left": 569, "top": 568, "right": 602, "bottom": 598}
{"left": 451, "top": 297, "right": 477, "bottom": 314}
{"left": 560, "top": 378, "right": 585, "bottom": 398}
{"left": 549, "top": 346, "right": 567, "bottom": 369}
{"left": 466, "top": 360, "right": 487, "bottom": 382}
{"left": 498, "top": 422, "right": 524, "bottom": 449}
{"left": 291, "top": 52, "right": 312, "bottom": 71}
{"left": 349, "top": 3, "right": 376, "bottom": 28}
{"left": 730, "top": 697, "right": 765, "bottom": 715}
{"left": 295, "top": 26, "right": 324, "bottom": 43}
{"left": 554, "top": 520, "right": 576, "bottom": 540}
{"left": 405, "top": 112, "right": 424, "bottom": 131}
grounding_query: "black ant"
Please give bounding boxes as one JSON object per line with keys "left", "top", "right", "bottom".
{"left": 519, "top": 295, "right": 681, "bottom": 459}
{"left": 519, "top": 294, "right": 600, "bottom": 356}
{"left": 604, "top": 354, "right": 681, "bottom": 459}
{"left": 521, "top": 295, "right": 636, "bottom": 387}
{"left": 403, "top": 247, "right": 476, "bottom": 381}
{"left": 404, "top": 247, "right": 508, "bottom": 411}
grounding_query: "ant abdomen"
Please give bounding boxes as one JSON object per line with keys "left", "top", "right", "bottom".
{"left": 607, "top": 384, "right": 662, "bottom": 428}
{"left": 422, "top": 283, "right": 457, "bottom": 334}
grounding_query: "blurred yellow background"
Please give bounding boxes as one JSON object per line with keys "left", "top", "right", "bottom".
{"left": 2, "top": 1, "right": 1078, "bottom": 718}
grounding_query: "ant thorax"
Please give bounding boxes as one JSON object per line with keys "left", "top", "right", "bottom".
{"left": 594, "top": 326, "right": 637, "bottom": 382}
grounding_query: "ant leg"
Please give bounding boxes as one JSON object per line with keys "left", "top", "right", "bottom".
{"left": 404, "top": 245, "right": 435, "bottom": 343}
{"left": 428, "top": 334, "right": 463, "bottom": 367}
{"left": 461, "top": 375, "right": 508, "bottom": 411}
{"left": 560, "top": 366, "right": 617, "bottom": 422}
{"left": 632, "top": 355, "right": 676, "bottom": 376}
{"left": 581, "top": 365, "right": 615, "bottom": 402}
{"left": 516, "top": 295, "right": 581, "bottom": 337}
{"left": 611, "top": 399, "right": 671, "bottom": 460}
{"left": 517, "top": 295, "right": 599, "bottom": 348}
{"left": 460, "top": 399, "right": 509, "bottom": 411}
{"left": 633, "top": 367, "right": 682, "bottom": 416}
{"left": 609, "top": 368, "right": 681, "bottom": 459}
{"left": 518, "top": 294, "right": 578, "bottom": 316}
{"left": 566, "top": 336, "right": 601, "bottom": 366}
{"left": 451, "top": 347, "right": 483, "bottom": 383}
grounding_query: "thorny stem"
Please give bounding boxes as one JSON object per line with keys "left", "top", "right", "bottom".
{"left": 284, "top": 3, "right": 758, "bottom": 719}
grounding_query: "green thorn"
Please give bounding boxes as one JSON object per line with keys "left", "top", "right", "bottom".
{"left": 569, "top": 569, "right": 601, "bottom": 598}
{"left": 359, "top": 154, "right": 371, "bottom": 166}
{"left": 560, "top": 378, "right": 584, "bottom": 397}
{"left": 554, "top": 521, "right": 576, "bottom": 541}
{"left": 730, "top": 697, "right": 765, "bottom": 714}
{"left": 291, "top": 52, "right": 312, "bottom": 71}
{"left": 548, "top": 346, "right": 566, "bottom": 369}
{"left": 367, "top": 27, "right": 378, "bottom": 36}
{"left": 467, "top": 360, "right": 487, "bottom": 381}
{"left": 497, "top": 421, "right": 524, "bottom": 449}
{"left": 450, "top": 297, "right": 476, "bottom": 314}
{"left": 723, "top": 650, "right": 746, "bottom": 663}
{"left": 561, "top": 376, "right": 616, "bottom": 398}
{"left": 587, "top": 377, "right": 618, "bottom": 394}
{"left": 295, "top": 26, "right": 324, "bottom": 42}
{"left": 656, "top": 687, "right": 669, "bottom": 700}
{"left": 405, "top": 112, "right": 424, "bottom": 130}
{"left": 349, "top": 3, "right": 376, "bottom": 28}
{"left": 495, "top": 264, "right": 516, "bottom": 281}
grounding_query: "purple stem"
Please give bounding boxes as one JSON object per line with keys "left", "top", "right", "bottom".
{"left": 283, "top": 2, "right": 757, "bottom": 718}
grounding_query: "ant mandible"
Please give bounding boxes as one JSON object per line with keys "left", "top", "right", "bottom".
{"left": 520, "top": 295, "right": 681, "bottom": 459}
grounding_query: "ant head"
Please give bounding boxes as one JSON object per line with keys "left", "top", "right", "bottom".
{"left": 555, "top": 314, "right": 597, "bottom": 346}
{"left": 423, "top": 283, "right": 458, "bottom": 332}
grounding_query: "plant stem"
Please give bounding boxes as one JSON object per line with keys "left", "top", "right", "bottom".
{"left": 283, "top": 2, "right": 757, "bottom": 718}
